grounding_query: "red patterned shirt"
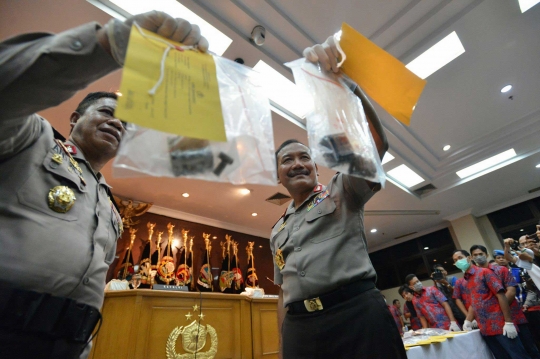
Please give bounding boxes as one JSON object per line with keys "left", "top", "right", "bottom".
{"left": 488, "top": 263, "right": 528, "bottom": 325}
{"left": 403, "top": 302, "right": 422, "bottom": 330}
{"left": 453, "top": 277, "right": 471, "bottom": 309}
{"left": 412, "top": 286, "right": 450, "bottom": 329}
{"left": 388, "top": 305, "right": 403, "bottom": 334}
{"left": 463, "top": 265, "right": 506, "bottom": 336}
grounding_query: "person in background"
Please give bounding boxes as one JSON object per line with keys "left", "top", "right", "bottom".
{"left": 471, "top": 245, "right": 540, "bottom": 359}
{"left": 452, "top": 250, "right": 530, "bottom": 359}
{"left": 432, "top": 263, "right": 466, "bottom": 326}
{"left": 393, "top": 299, "right": 403, "bottom": 318}
{"left": 405, "top": 274, "right": 461, "bottom": 331}
{"left": 384, "top": 295, "right": 405, "bottom": 335}
{"left": 0, "top": 10, "right": 208, "bottom": 359}
{"left": 399, "top": 285, "right": 423, "bottom": 330}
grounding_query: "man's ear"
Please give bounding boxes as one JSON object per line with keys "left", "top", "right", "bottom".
{"left": 69, "top": 111, "right": 81, "bottom": 132}
{"left": 315, "top": 163, "right": 319, "bottom": 176}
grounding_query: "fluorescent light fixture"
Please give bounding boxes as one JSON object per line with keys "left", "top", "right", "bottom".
{"left": 387, "top": 164, "right": 425, "bottom": 188}
{"left": 519, "top": 0, "right": 540, "bottom": 13}
{"left": 254, "top": 60, "right": 310, "bottom": 118}
{"left": 443, "top": 145, "right": 451, "bottom": 151}
{"left": 108, "top": 0, "right": 232, "bottom": 55}
{"left": 406, "top": 31, "right": 465, "bottom": 79}
{"left": 500, "top": 85, "right": 512, "bottom": 93}
{"left": 370, "top": 229, "right": 377, "bottom": 233}
{"left": 381, "top": 152, "right": 395, "bottom": 165}
{"left": 456, "top": 149, "right": 517, "bottom": 179}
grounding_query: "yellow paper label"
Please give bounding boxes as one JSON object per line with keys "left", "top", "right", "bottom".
{"left": 116, "top": 26, "right": 227, "bottom": 142}
{"left": 340, "top": 23, "right": 427, "bottom": 126}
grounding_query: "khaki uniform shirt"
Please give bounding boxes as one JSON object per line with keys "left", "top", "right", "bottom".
{"left": 270, "top": 173, "right": 378, "bottom": 306}
{"left": 0, "top": 23, "right": 121, "bottom": 310}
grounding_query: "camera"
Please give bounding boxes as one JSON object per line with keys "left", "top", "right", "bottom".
{"left": 510, "top": 240, "right": 520, "bottom": 251}
{"left": 251, "top": 25, "right": 266, "bottom": 46}
{"left": 432, "top": 269, "right": 444, "bottom": 281}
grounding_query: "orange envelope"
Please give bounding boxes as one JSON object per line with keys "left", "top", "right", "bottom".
{"left": 340, "top": 23, "right": 426, "bottom": 126}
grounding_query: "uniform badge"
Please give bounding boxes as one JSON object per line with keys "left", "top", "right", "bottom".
{"left": 278, "top": 221, "right": 287, "bottom": 232}
{"left": 48, "top": 186, "right": 76, "bottom": 213}
{"left": 307, "top": 189, "right": 330, "bottom": 212}
{"left": 52, "top": 154, "right": 63, "bottom": 164}
{"left": 275, "top": 249, "right": 285, "bottom": 270}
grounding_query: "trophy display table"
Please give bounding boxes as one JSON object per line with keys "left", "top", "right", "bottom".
{"left": 88, "top": 290, "right": 279, "bottom": 359}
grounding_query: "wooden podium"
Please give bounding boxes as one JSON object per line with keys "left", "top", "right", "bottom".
{"left": 88, "top": 290, "right": 278, "bottom": 359}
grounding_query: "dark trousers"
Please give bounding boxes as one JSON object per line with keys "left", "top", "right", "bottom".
{"left": 519, "top": 323, "right": 540, "bottom": 359}
{"left": 0, "top": 328, "right": 87, "bottom": 359}
{"left": 483, "top": 333, "right": 531, "bottom": 359}
{"left": 525, "top": 311, "right": 540, "bottom": 350}
{"left": 282, "top": 288, "right": 407, "bottom": 359}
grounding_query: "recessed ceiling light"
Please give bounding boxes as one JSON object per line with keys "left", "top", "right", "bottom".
{"left": 370, "top": 229, "right": 377, "bottom": 233}
{"left": 443, "top": 145, "right": 451, "bottom": 151}
{"left": 238, "top": 188, "right": 251, "bottom": 195}
{"left": 259, "top": 245, "right": 263, "bottom": 248}
{"left": 182, "top": 193, "right": 189, "bottom": 198}
{"left": 212, "top": 236, "right": 217, "bottom": 239}
{"left": 107, "top": 0, "right": 233, "bottom": 55}
{"left": 518, "top": 0, "right": 540, "bottom": 13}
{"left": 433, "top": 259, "right": 437, "bottom": 262}
{"left": 251, "top": 213, "right": 258, "bottom": 217}
{"left": 520, "top": 229, "right": 524, "bottom": 232}
{"left": 424, "top": 247, "right": 429, "bottom": 250}
{"left": 381, "top": 152, "right": 395, "bottom": 165}
{"left": 406, "top": 31, "right": 465, "bottom": 79}
{"left": 253, "top": 60, "right": 310, "bottom": 119}
{"left": 387, "top": 164, "right": 425, "bottom": 188}
{"left": 500, "top": 85, "right": 512, "bottom": 93}
{"left": 456, "top": 149, "right": 517, "bottom": 179}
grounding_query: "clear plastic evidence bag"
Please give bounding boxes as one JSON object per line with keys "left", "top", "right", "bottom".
{"left": 286, "top": 59, "right": 386, "bottom": 186}
{"left": 113, "top": 56, "right": 277, "bottom": 186}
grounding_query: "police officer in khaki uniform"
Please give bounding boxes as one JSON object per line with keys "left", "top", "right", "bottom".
{"left": 270, "top": 39, "right": 407, "bottom": 359}
{"left": 0, "top": 11, "right": 208, "bottom": 359}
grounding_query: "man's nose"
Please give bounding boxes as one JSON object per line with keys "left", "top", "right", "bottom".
{"left": 107, "top": 118, "right": 125, "bottom": 132}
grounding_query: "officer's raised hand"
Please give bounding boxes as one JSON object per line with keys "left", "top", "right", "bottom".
{"left": 303, "top": 35, "right": 341, "bottom": 73}
{"left": 97, "top": 10, "right": 209, "bottom": 66}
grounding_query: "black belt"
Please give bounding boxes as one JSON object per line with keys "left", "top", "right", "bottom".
{"left": 287, "top": 279, "right": 376, "bottom": 314}
{"left": 0, "top": 283, "right": 101, "bottom": 343}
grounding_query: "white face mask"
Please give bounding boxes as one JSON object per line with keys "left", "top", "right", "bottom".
{"left": 413, "top": 282, "right": 423, "bottom": 292}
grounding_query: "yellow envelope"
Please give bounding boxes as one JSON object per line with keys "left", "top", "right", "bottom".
{"left": 340, "top": 23, "right": 426, "bottom": 126}
{"left": 116, "top": 26, "right": 226, "bottom": 142}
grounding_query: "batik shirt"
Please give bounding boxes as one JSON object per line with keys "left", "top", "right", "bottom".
{"left": 453, "top": 277, "right": 471, "bottom": 309}
{"left": 388, "top": 305, "right": 403, "bottom": 334}
{"left": 412, "top": 286, "right": 450, "bottom": 329}
{"left": 403, "top": 302, "right": 422, "bottom": 330}
{"left": 463, "top": 265, "right": 506, "bottom": 336}
{"left": 488, "top": 263, "right": 527, "bottom": 325}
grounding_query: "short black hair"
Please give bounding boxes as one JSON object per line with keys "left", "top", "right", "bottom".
{"left": 453, "top": 249, "right": 470, "bottom": 257}
{"left": 75, "top": 91, "right": 117, "bottom": 115}
{"left": 275, "top": 139, "right": 308, "bottom": 160}
{"left": 392, "top": 299, "right": 400, "bottom": 305}
{"left": 432, "top": 263, "right": 444, "bottom": 271}
{"left": 470, "top": 244, "right": 487, "bottom": 255}
{"left": 404, "top": 274, "right": 417, "bottom": 286}
{"left": 398, "top": 285, "right": 413, "bottom": 296}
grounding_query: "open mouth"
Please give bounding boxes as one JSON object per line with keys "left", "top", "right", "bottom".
{"left": 100, "top": 127, "right": 121, "bottom": 143}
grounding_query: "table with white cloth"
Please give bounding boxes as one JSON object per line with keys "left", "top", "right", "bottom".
{"left": 406, "top": 330, "right": 494, "bottom": 359}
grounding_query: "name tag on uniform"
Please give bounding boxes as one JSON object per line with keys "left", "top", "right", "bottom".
{"left": 307, "top": 189, "right": 330, "bottom": 212}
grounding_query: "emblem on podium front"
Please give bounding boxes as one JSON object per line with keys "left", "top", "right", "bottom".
{"left": 166, "top": 305, "right": 218, "bottom": 359}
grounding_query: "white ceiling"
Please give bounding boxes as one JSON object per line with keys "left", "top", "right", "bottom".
{"left": 2, "top": 0, "right": 539, "bottom": 251}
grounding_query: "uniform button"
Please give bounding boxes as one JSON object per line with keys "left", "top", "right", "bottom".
{"left": 70, "top": 40, "right": 83, "bottom": 51}
{"left": 295, "top": 247, "right": 302, "bottom": 252}
{"left": 49, "top": 161, "right": 59, "bottom": 169}
{"left": 300, "top": 271, "right": 306, "bottom": 277}
{"left": 83, "top": 277, "right": 90, "bottom": 285}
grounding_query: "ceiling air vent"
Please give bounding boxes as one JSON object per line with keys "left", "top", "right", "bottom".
{"left": 413, "top": 183, "right": 437, "bottom": 196}
{"left": 394, "top": 232, "right": 418, "bottom": 240}
{"left": 265, "top": 192, "right": 292, "bottom": 206}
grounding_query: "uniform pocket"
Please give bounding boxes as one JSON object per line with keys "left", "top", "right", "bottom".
{"left": 17, "top": 149, "right": 85, "bottom": 221}
{"left": 306, "top": 199, "right": 344, "bottom": 243}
